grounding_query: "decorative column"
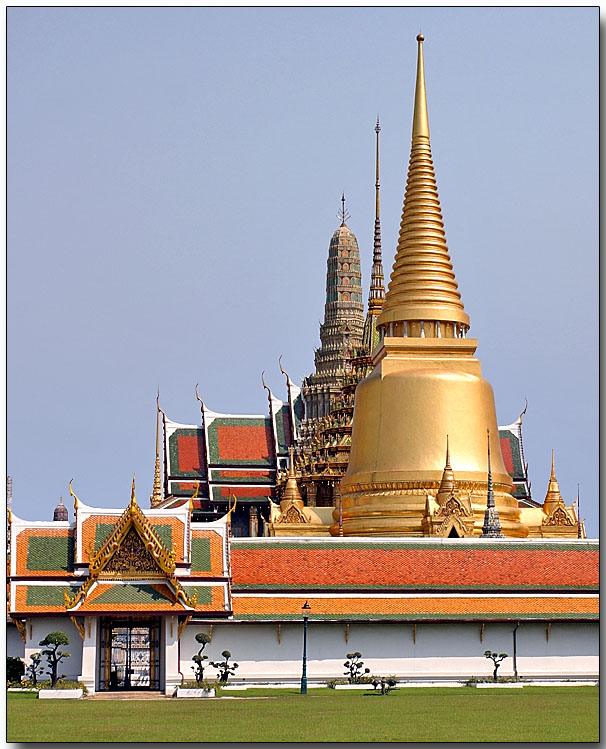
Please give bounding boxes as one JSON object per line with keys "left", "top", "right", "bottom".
{"left": 307, "top": 483, "right": 317, "bottom": 508}
{"left": 248, "top": 505, "right": 259, "bottom": 537}
{"left": 78, "top": 617, "right": 98, "bottom": 694}
{"left": 164, "top": 616, "right": 180, "bottom": 696}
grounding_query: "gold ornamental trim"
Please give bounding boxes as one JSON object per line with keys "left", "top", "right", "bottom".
{"left": 177, "top": 615, "right": 192, "bottom": 640}
{"left": 346, "top": 480, "right": 513, "bottom": 495}
{"left": 90, "top": 478, "right": 176, "bottom": 577}
{"left": 65, "top": 577, "right": 96, "bottom": 609}
{"left": 64, "top": 477, "right": 199, "bottom": 611}
{"left": 12, "top": 618, "right": 27, "bottom": 643}
{"left": 70, "top": 616, "right": 86, "bottom": 641}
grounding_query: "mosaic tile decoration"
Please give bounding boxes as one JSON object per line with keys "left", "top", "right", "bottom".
{"left": 211, "top": 485, "right": 273, "bottom": 502}
{"left": 16, "top": 529, "right": 75, "bottom": 576}
{"left": 167, "top": 429, "right": 208, "bottom": 479}
{"left": 81, "top": 515, "right": 185, "bottom": 563}
{"left": 498, "top": 429, "right": 524, "bottom": 480}
{"left": 210, "top": 469, "right": 274, "bottom": 485}
{"left": 13, "top": 584, "right": 82, "bottom": 612}
{"left": 207, "top": 417, "right": 275, "bottom": 467}
{"left": 190, "top": 530, "right": 226, "bottom": 576}
{"left": 168, "top": 480, "right": 210, "bottom": 497}
{"left": 273, "top": 404, "right": 292, "bottom": 455}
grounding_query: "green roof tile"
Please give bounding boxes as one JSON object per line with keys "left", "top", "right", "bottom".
{"left": 26, "top": 536, "right": 74, "bottom": 572}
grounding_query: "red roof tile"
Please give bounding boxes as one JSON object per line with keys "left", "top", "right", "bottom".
{"left": 230, "top": 541, "right": 598, "bottom": 591}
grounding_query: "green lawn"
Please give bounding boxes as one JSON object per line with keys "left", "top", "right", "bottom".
{"left": 7, "top": 687, "right": 599, "bottom": 743}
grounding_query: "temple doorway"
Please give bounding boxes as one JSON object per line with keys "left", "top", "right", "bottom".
{"left": 99, "top": 617, "right": 161, "bottom": 691}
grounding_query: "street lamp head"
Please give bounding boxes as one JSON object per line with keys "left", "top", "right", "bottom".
{"left": 302, "top": 600, "right": 311, "bottom": 618}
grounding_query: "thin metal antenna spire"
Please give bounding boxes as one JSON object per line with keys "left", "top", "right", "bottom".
{"left": 337, "top": 193, "right": 350, "bottom": 226}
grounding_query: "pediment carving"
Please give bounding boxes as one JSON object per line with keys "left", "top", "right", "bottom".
{"left": 101, "top": 528, "right": 162, "bottom": 578}
{"left": 543, "top": 506, "right": 574, "bottom": 527}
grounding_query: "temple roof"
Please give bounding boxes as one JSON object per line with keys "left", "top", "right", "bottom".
{"left": 230, "top": 538, "right": 598, "bottom": 592}
{"left": 11, "top": 581, "right": 227, "bottom": 615}
{"left": 231, "top": 594, "right": 597, "bottom": 622}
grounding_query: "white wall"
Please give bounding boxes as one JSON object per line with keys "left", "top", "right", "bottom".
{"left": 7, "top": 623, "right": 25, "bottom": 660}
{"left": 180, "top": 621, "right": 599, "bottom": 681}
{"left": 21, "top": 618, "right": 83, "bottom": 682}
{"left": 9, "top": 617, "right": 597, "bottom": 687}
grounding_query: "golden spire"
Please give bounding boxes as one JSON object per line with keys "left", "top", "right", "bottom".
{"left": 131, "top": 473, "right": 137, "bottom": 506}
{"left": 543, "top": 450, "right": 565, "bottom": 512}
{"left": 150, "top": 391, "right": 163, "bottom": 507}
{"left": 282, "top": 446, "right": 303, "bottom": 502}
{"left": 367, "top": 117, "right": 385, "bottom": 315}
{"left": 436, "top": 435, "right": 457, "bottom": 503}
{"left": 378, "top": 33, "right": 469, "bottom": 335}
{"left": 412, "top": 35, "right": 429, "bottom": 139}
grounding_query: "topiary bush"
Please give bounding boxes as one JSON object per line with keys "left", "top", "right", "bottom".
{"left": 7, "top": 656, "right": 25, "bottom": 685}
{"left": 343, "top": 652, "right": 371, "bottom": 684}
{"left": 210, "top": 650, "right": 239, "bottom": 683}
{"left": 483, "top": 651, "right": 508, "bottom": 682}
{"left": 191, "top": 632, "right": 212, "bottom": 686}
{"left": 26, "top": 652, "right": 44, "bottom": 687}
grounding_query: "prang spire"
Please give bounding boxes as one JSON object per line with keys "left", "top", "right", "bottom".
{"left": 362, "top": 118, "right": 386, "bottom": 352}
{"left": 150, "top": 392, "right": 163, "bottom": 507}
{"left": 378, "top": 34, "right": 469, "bottom": 339}
{"left": 481, "top": 430, "right": 504, "bottom": 538}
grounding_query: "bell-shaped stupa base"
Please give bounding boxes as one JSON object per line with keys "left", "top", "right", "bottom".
{"left": 330, "top": 337, "right": 528, "bottom": 538}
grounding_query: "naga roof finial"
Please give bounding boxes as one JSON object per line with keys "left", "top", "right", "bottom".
{"left": 194, "top": 383, "right": 204, "bottom": 415}
{"left": 261, "top": 370, "right": 272, "bottom": 403}
{"left": 69, "top": 478, "right": 79, "bottom": 512}
{"left": 278, "top": 354, "right": 291, "bottom": 385}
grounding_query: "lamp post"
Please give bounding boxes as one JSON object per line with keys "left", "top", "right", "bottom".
{"left": 301, "top": 600, "right": 311, "bottom": 694}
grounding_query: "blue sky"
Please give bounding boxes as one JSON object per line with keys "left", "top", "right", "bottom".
{"left": 7, "top": 7, "right": 598, "bottom": 534}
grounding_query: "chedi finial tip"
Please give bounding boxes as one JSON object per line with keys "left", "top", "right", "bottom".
{"left": 416, "top": 33, "right": 424, "bottom": 42}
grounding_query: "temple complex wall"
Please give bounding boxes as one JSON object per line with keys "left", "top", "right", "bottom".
{"left": 7, "top": 623, "right": 25, "bottom": 659}
{"left": 7, "top": 619, "right": 597, "bottom": 685}
{"left": 178, "top": 621, "right": 598, "bottom": 682}
{"left": 20, "top": 617, "right": 83, "bottom": 682}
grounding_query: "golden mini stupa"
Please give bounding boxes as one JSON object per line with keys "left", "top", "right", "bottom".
{"left": 334, "top": 35, "right": 526, "bottom": 537}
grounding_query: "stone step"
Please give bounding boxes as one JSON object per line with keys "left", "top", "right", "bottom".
{"left": 89, "top": 691, "right": 169, "bottom": 700}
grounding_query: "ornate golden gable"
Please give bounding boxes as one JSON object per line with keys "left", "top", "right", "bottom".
{"left": 64, "top": 479, "right": 197, "bottom": 610}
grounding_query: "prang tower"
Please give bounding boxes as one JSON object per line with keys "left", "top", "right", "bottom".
{"left": 336, "top": 35, "right": 527, "bottom": 537}
{"left": 301, "top": 196, "right": 365, "bottom": 421}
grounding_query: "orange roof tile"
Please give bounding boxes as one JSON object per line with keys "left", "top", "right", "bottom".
{"left": 232, "top": 594, "right": 598, "bottom": 621}
{"left": 231, "top": 541, "right": 598, "bottom": 591}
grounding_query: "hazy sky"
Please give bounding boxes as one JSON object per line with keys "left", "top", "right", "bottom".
{"left": 7, "top": 7, "right": 598, "bottom": 535}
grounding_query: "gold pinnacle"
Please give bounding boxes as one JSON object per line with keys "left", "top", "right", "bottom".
{"left": 378, "top": 33, "right": 469, "bottom": 332}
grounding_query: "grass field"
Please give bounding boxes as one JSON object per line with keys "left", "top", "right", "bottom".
{"left": 7, "top": 687, "right": 599, "bottom": 743}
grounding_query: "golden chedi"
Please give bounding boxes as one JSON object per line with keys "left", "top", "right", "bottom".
{"left": 268, "top": 448, "right": 328, "bottom": 536}
{"left": 333, "top": 35, "right": 526, "bottom": 537}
